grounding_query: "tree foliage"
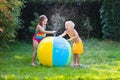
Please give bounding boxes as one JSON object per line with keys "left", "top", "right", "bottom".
{"left": 0, "top": 0, "right": 24, "bottom": 49}
{"left": 100, "top": 0, "right": 120, "bottom": 41}
{"left": 20, "top": 0, "right": 101, "bottom": 39}
{"left": 27, "top": 0, "right": 101, "bottom": 3}
{"left": 83, "top": 17, "right": 93, "bottom": 39}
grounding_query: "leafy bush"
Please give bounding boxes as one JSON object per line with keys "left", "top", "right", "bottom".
{"left": 0, "top": 0, "right": 24, "bottom": 49}
{"left": 29, "top": 12, "right": 39, "bottom": 33}
{"left": 100, "top": 0, "right": 120, "bottom": 41}
{"left": 83, "top": 17, "right": 93, "bottom": 39}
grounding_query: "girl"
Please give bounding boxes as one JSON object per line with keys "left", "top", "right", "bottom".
{"left": 31, "top": 15, "right": 56, "bottom": 66}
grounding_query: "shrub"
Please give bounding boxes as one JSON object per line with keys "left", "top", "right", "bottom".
{"left": 0, "top": 0, "right": 24, "bottom": 49}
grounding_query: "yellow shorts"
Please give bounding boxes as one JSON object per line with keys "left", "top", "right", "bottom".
{"left": 72, "top": 42, "right": 83, "bottom": 54}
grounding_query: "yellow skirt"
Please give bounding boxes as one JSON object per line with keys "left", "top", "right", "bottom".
{"left": 72, "top": 41, "right": 83, "bottom": 54}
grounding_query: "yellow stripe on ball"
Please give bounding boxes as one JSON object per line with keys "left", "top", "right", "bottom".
{"left": 37, "top": 37, "right": 53, "bottom": 66}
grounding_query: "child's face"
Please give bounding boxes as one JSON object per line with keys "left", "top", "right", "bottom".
{"left": 65, "top": 23, "right": 72, "bottom": 30}
{"left": 41, "top": 19, "right": 48, "bottom": 26}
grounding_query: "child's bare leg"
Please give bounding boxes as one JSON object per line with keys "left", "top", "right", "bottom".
{"left": 31, "top": 49, "right": 36, "bottom": 66}
{"left": 77, "top": 54, "right": 80, "bottom": 66}
{"left": 73, "top": 54, "right": 77, "bottom": 66}
{"left": 31, "top": 40, "right": 38, "bottom": 66}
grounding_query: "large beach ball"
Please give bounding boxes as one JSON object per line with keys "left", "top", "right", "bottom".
{"left": 37, "top": 37, "right": 71, "bottom": 66}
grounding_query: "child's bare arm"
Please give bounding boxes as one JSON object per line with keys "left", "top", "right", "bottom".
{"left": 68, "top": 30, "right": 79, "bottom": 41}
{"left": 38, "top": 25, "right": 56, "bottom": 34}
{"left": 68, "top": 36, "right": 78, "bottom": 41}
{"left": 58, "top": 31, "right": 66, "bottom": 37}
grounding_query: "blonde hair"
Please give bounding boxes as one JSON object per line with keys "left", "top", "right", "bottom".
{"left": 65, "top": 21, "right": 75, "bottom": 28}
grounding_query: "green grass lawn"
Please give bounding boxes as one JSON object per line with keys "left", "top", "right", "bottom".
{"left": 0, "top": 39, "right": 120, "bottom": 80}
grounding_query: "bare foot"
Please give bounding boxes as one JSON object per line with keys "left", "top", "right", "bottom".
{"left": 31, "top": 63, "right": 36, "bottom": 66}
{"left": 76, "top": 64, "right": 80, "bottom": 67}
{"left": 70, "top": 63, "right": 77, "bottom": 67}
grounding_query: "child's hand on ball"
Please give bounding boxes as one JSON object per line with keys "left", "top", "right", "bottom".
{"left": 52, "top": 31, "right": 56, "bottom": 34}
{"left": 67, "top": 39, "right": 71, "bottom": 42}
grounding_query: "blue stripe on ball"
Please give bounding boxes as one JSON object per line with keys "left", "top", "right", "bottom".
{"left": 53, "top": 37, "right": 71, "bottom": 66}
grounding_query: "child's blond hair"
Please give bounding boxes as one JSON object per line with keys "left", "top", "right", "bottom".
{"left": 65, "top": 21, "right": 75, "bottom": 28}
